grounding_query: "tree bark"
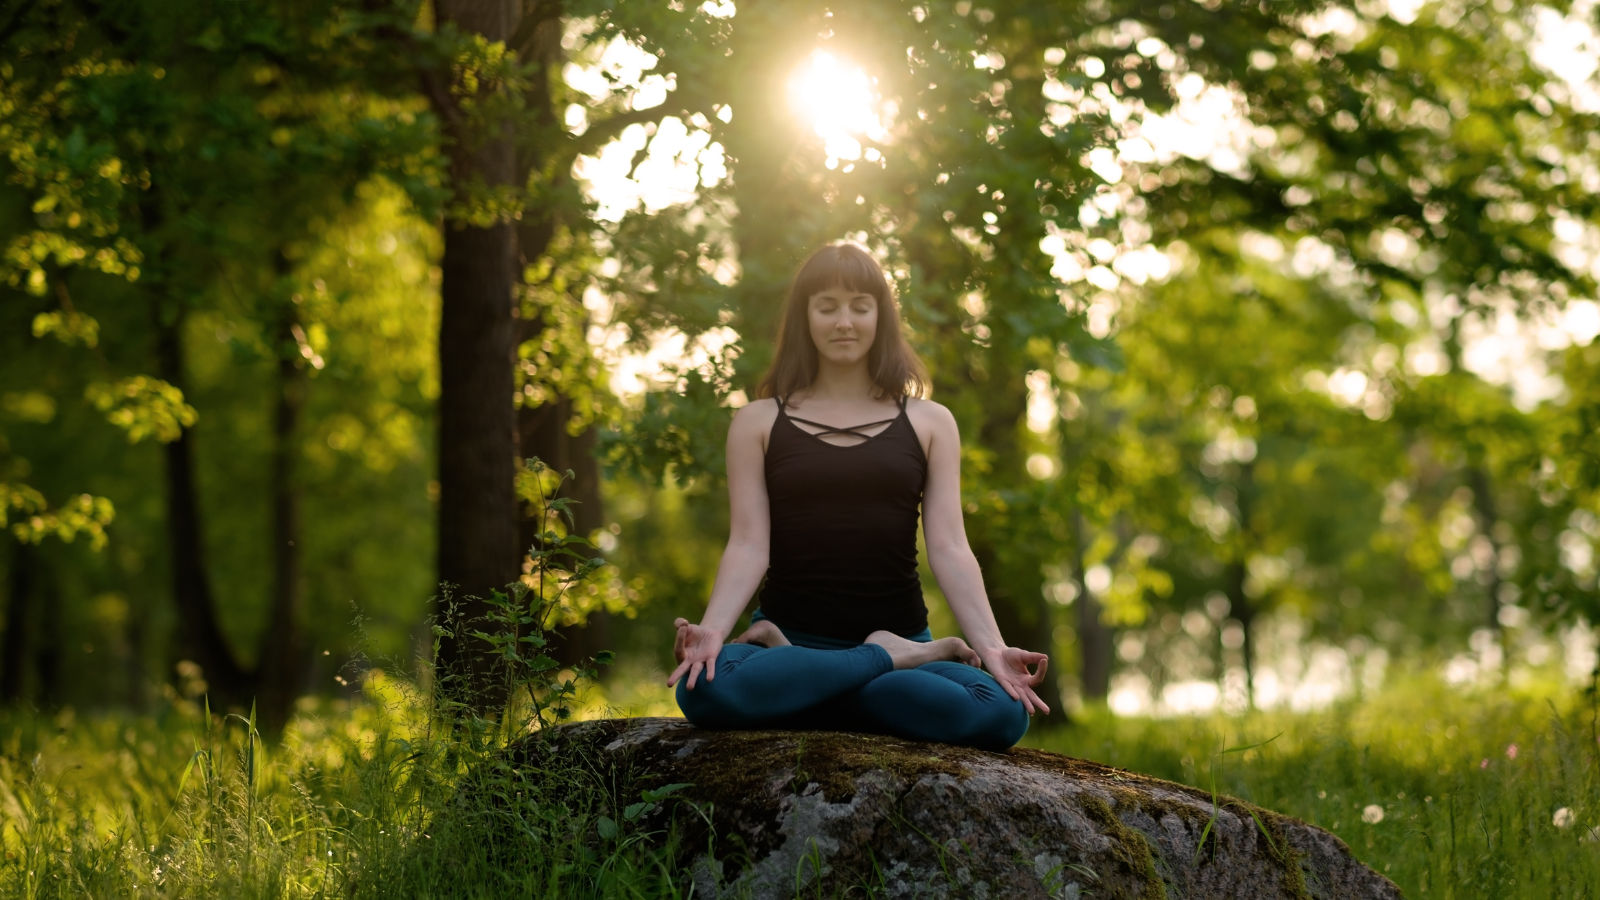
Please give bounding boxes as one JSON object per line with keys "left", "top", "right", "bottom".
{"left": 1222, "top": 461, "right": 1258, "bottom": 707}
{"left": 431, "top": 0, "right": 523, "bottom": 708}
{"left": 157, "top": 314, "right": 251, "bottom": 702}
{"left": 255, "top": 293, "right": 310, "bottom": 731}
{"left": 1467, "top": 466, "right": 1504, "bottom": 632}
{"left": 519, "top": 399, "right": 610, "bottom": 669}
{"left": 978, "top": 543, "right": 1068, "bottom": 723}
{"left": 507, "top": 0, "right": 612, "bottom": 672}
{"left": 35, "top": 563, "right": 60, "bottom": 706}
{"left": 1, "top": 541, "right": 35, "bottom": 703}
{"left": 1072, "top": 511, "right": 1113, "bottom": 702}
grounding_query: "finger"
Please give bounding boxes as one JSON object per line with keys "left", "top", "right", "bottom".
{"left": 686, "top": 660, "right": 702, "bottom": 690}
{"left": 1029, "top": 654, "right": 1049, "bottom": 686}
{"left": 704, "top": 653, "right": 718, "bottom": 681}
{"left": 667, "top": 660, "right": 689, "bottom": 687}
{"left": 996, "top": 675, "right": 1021, "bottom": 702}
{"left": 673, "top": 617, "right": 690, "bottom": 628}
{"left": 1027, "top": 688, "right": 1050, "bottom": 716}
{"left": 1018, "top": 682, "right": 1039, "bottom": 714}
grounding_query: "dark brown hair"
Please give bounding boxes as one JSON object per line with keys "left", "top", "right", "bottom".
{"left": 756, "top": 243, "right": 929, "bottom": 402}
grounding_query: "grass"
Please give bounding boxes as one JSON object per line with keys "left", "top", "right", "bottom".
{"left": 1030, "top": 670, "right": 1600, "bottom": 898}
{"left": 2, "top": 666, "right": 1598, "bottom": 898}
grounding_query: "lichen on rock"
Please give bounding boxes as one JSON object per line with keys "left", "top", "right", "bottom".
{"left": 533, "top": 717, "right": 1401, "bottom": 900}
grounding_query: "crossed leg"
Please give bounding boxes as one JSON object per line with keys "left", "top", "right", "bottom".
{"left": 675, "top": 644, "right": 1029, "bottom": 750}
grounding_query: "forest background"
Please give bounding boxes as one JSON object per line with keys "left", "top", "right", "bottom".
{"left": 4, "top": 0, "right": 1600, "bottom": 737}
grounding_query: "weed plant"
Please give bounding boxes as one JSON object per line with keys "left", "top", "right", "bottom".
{"left": 0, "top": 461, "right": 704, "bottom": 899}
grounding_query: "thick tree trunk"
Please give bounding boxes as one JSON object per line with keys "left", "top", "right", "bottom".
{"left": 432, "top": 0, "right": 523, "bottom": 708}
{"left": 157, "top": 315, "right": 251, "bottom": 702}
{"left": 1, "top": 541, "right": 35, "bottom": 703}
{"left": 255, "top": 299, "right": 309, "bottom": 731}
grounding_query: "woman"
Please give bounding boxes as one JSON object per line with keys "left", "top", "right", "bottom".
{"left": 667, "top": 242, "right": 1049, "bottom": 751}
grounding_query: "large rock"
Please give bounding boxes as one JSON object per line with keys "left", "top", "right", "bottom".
{"left": 546, "top": 717, "right": 1401, "bottom": 900}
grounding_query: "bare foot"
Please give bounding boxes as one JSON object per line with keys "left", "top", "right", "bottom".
{"left": 732, "top": 619, "right": 792, "bottom": 648}
{"left": 865, "top": 631, "right": 980, "bottom": 669}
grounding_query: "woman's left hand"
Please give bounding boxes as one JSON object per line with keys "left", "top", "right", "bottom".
{"left": 977, "top": 646, "right": 1051, "bottom": 715}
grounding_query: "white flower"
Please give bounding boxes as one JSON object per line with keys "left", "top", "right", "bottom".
{"left": 1362, "top": 804, "right": 1385, "bottom": 824}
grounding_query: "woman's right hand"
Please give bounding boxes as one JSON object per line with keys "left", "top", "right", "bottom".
{"left": 667, "top": 617, "right": 726, "bottom": 690}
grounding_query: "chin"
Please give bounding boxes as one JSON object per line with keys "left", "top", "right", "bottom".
{"left": 822, "top": 351, "right": 869, "bottom": 367}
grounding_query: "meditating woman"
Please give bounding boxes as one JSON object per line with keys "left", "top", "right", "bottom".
{"left": 667, "top": 242, "right": 1050, "bottom": 751}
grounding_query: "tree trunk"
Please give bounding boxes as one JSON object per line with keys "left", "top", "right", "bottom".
{"left": 431, "top": 0, "right": 523, "bottom": 708}
{"left": 255, "top": 293, "right": 309, "bottom": 731}
{"left": 1, "top": 541, "right": 35, "bottom": 703}
{"left": 1072, "top": 511, "right": 1113, "bottom": 702}
{"left": 157, "top": 314, "right": 251, "bottom": 703}
{"left": 1223, "top": 461, "right": 1258, "bottom": 708}
{"left": 36, "top": 563, "right": 60, "bottom": 706}
{"left": 721, "top": 2, "right": 830, "bottom": 386}
{"left": 1467, "top": 466, "right": 1504, "bottom": 632}
{"left": 519, "top": 399, "right": 611, "bottom": 669}
{"left": 978, "top": 543, "right": 1068, "bottom": 723}
{"left": 508, "top": 1, "right": 612, "bottom": 672}
{"left": 1224, "top": 557, "right": 1255, "bottom": 707}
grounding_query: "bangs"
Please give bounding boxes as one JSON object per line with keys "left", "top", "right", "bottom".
{"left": 790, "top": 243, "right": 889, "bottom": 301}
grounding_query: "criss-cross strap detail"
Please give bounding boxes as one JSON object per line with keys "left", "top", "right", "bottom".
{"left": 779, "top": 395, "right": 907, "bottom": 442}
{"left": 785, "top": 415, "right": 897, "bottom": 439}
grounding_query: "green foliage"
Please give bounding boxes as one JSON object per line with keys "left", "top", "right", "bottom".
{"left": 0, "top": 483, "right": 113, "bottom": 550}
{"left": 84, "top": 377, "right": 197, "bottom": 444}
{"left": 0, "top": 457, "right": 697, "bottom": 898}
{"left": 434, "top": 459, "right": 616, "bottom": 730}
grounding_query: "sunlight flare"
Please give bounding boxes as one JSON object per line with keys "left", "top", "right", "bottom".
{"left": 788, "top": 50, "right": 891, "bottom": 168}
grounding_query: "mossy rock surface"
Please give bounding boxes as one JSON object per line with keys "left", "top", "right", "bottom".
{"left": 542, "top": 717, "right": 1401, "bottom": 900}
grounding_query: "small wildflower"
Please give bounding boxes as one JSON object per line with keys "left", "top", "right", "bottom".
{"left": 1554, "top": 808, "right": 1575, "bottom": 829}
{"left": 1362, "top": 804, "right": 1385, "bottom": 824}
{"left": 1506, "top": 743, "right": 1519, "bottom": 760}
{"left": 1479, "top": 758, "right": 1490, "bottom": 769}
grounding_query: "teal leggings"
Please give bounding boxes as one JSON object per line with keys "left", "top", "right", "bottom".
{"left": 674, "top": 626, "right": 1029, "bottom": 751}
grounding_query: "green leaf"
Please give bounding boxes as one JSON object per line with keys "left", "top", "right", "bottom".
{"left": 596, "top": 816, "right": 616, "bottom": 840}
{"left": 640, "top": 782, "right": 692, "bottom": 803}
{"left": 623, "top": 801, "right": 651, "bottom": 821}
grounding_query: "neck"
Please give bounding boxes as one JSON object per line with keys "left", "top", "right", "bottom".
{"left": 806, "top": 357, "right": 876, "bottom": 401}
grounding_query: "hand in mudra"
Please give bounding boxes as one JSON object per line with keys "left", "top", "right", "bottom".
{"left": 978, "top": 645, "right": 1051, "bottom": 715}
{"left": 667, "top": 618, "right": 724, "bottom": 690}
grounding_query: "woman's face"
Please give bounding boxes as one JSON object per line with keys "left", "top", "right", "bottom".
{"left": 807, "top": 286, "right": 878, "bottom": 368}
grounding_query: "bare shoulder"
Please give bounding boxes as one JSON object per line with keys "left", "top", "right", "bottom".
{"left": 905, "top": 397, "right": 958, "bottom": 435}
{"left": 905, "top": 397, "right": 959, "bottom": 456}
{"left": 728, "top": 397, "right": 780, "bottom": 441}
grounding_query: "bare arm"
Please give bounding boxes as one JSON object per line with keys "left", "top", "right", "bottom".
{"left": 918, "top": 401, "right": 1051, "bottom": 714}
{"left": 667, "top": 400, "right": 774, "bottom": 688}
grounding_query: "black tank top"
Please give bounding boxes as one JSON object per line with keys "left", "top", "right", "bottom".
{"left": 756, "top": 395, "right": 929, "bottom": 640}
